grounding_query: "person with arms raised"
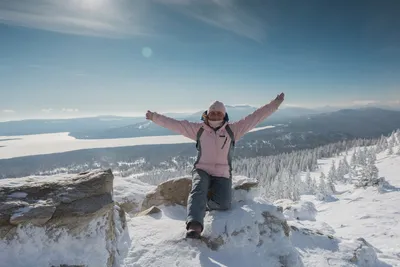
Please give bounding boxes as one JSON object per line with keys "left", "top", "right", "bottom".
{"left": 146, "top": 93, "right": 285, "bottom": 239}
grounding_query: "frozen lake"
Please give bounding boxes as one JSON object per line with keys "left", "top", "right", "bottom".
{"left": 0, "top": 126, "right": 275, "bottom": 159}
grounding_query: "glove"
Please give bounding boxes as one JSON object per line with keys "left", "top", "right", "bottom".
{"left": 274, "top": 93, "right": 285, "bottom": 105}
{"left": 146, "top": 110, "right": 154, "bottom": 120}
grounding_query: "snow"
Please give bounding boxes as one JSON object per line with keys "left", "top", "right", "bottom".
{"left": 121, "top": 199, "right": 303, "bottom": 267}
{"left": 248, "top": 125, "right": 275, "bottom": 132}
{"left": 113, "top": 143, "right": 400, "bottom": 267}
{"left": 0, "top": 132, "right": 194, "bottom": 159}
{"left": 275, "top": 199, "right": 318, "bottom": 221}
{"left": 1, "top": 136, "right": 400, "bottom": 266}
{"left": 113, "top": 174, "right": 156, "bottom": 212}
{"left": 305, "top": 149, "right": 400, "bottom": 266}
{"left": 0, "top": 125, "right": 273, "bottom": 159}
{"left": 0, "top": 172, "right": 76, "bottom": 187}
{"left": 0, "top": 213, "right": 117, "bottom": 267}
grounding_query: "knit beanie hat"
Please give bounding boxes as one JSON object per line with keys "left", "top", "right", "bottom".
{"left": 208, "top": 101, "right": 226, "bottom": 115}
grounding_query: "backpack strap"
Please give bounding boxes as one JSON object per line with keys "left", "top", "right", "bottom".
{"left": 192, "top": 127, "right": 204, "bottom": 174}
{"left": 196, "top": 127, "right": 204, "bottom": 150}
{"left": 225, "top": 124, "right": 235, "bottom": 178}
{"left": 225, "top": 124, "right": 235, "bottom": 147}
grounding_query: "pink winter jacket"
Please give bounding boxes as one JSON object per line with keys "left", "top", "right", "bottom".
{"left": 152, "top": 99, "right": 281, "bottom": 179}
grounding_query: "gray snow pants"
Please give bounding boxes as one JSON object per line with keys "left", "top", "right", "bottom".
{"left": 186, "top": 169, "right": 232, "bottom": 231}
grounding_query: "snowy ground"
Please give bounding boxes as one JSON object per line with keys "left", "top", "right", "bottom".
{"left": 298, "top": 146, "right": 400, "bottom": 266}
{"left": 116, "top": 145, "right": 400, "bottom": 267}
{"left": 0, "top": 125, "right": 275, "bottom": 159}
{"left": 1, "top": 139, "right": 399, "bottom": 266}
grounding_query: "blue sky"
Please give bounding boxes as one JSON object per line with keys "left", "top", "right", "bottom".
{"left": 0, "top": 0, "right": 399, "bottom": 120}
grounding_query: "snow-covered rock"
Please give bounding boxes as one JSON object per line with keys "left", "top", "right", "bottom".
{"left": 124, "top": 197, "right": 303, "bottom": 267}
{"left": 0, "top": 169, "right": 130, "bottom": 267}
{"left": 232, "top": 176, "right": 260, "bottom": 202}
{"left": 274, "top": 199, "right": 317, "bottom": 221}
{"left": 289, "top": 224, "right": 386, "bottom": 267}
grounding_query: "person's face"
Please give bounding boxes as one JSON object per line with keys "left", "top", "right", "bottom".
{"left": 208, "top": 111, "right": 224, "bottom": 121}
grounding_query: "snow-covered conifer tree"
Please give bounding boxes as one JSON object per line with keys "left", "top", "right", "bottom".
{"left": 388, "top": 144, "right": 394, "bottom": 155}
{"left": 351, "top": 150, "right": 357, "bottom": 167}
{"left": 359, "top": 148, "right": 367, "bottom": 166}
{"left": 291, "top": 173, "right": 301, "bottom": 201}
{"left": 327, "top": 160, "right": 337, "bottom": 183}
{"left": 336, "top": 160, "right": 347, "bottom": 182}
{"left": 357, "top": 160, "right": 379, "bottom": 188}
{"left": 305, "top": 168, "right": 313, "bottom": 194}
{"left": 311, "top": 177, "right": 318, "bottom": 193}
{"left": 318, "top": 172, "right": 328, "bottom": 195}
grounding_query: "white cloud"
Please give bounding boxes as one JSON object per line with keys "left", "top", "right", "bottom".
{"left": 2, "top": 109, "right": 15, "bottom": 113}
{"left": 0, "top": 0, "right": 151, "bottom": 38}
{"left": 0, "top": 0, "right": 266, "bottom": 41}
{"left": 154, "top": 0, "right": 267, "bottom": 42}
{"left": 61, "top": 108, "right": 79, "bottom": 112}
{"left": 41, "top": 108, "right": 53, "bottom": 113}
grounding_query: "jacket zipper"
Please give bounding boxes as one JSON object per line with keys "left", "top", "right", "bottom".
{"left": 221, "top": 137, "right": 228, "bottom": 149}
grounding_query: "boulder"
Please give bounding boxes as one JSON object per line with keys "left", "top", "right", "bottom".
{"left": 140, "top": 175, "right": 259, "bottom": 211}
{"left": 141, "top": 177, "right": 192, "bottom": 211}
{"left": 349, "top": 237, "right": 380, "bottom": 265}
{"left": 0, "top": 169, "right": 130, "bottom": 267}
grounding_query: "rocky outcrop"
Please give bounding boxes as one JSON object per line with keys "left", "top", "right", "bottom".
{"left": 141, "top": 177, "right": 192, "bottom": 211}
{"left": 140, "top": 176, "right": 259, "bottom": 211}
{"left": 0, "top": 169, "right": 130, "bottom": 267}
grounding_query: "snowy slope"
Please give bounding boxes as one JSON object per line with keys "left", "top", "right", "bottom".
{"left": 115, "top": 142, "right": 400, "bottom": 266}
{"left": 297, "top": 144, "right": 400, "bottom": 266}
{"left": 1, "top": 134, "right": 399, "bottom": 267}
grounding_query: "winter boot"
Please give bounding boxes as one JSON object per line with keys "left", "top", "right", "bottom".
{"left": 185, "top": 221, "right": 202, "bottom": 239}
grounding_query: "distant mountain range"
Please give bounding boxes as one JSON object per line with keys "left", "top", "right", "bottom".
{"left": 0, "top": 103, "right": 399, "bottom": 138}
{"left": 68, "top": 105, "right": 327, "bottom": 139}
{"left": 69, "top": 106, "right": 400, "bottom": 140}
{"left": 0, "top": 105, "right": 317, "bottom": 137}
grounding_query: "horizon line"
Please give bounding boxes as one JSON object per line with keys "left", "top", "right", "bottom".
{"left": 1, "top": 103, "right": 399, "bottom": 123}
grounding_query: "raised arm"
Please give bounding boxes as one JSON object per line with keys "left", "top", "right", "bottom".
{"left": 147, "top": 111, "right": 202, "bottom": 141}
{"left": 230, "top": 93, "right": 284, "bottom": 140}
